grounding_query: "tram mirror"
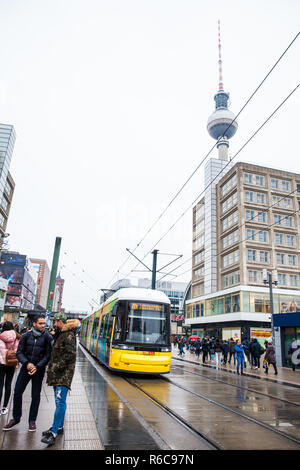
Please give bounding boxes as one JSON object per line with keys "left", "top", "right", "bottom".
{"left": 112, "top": 304, "right": 117, "bottom": 317}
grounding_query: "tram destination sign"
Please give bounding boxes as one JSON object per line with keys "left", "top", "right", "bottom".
{"left": 131, "top": 303, "right": 163, "bottom": 311}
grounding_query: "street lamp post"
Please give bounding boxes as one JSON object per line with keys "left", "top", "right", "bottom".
{"left": 262, "top": 269, "right": 278, "bottom": 345}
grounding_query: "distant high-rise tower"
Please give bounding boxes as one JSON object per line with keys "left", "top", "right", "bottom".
{"left": 207, "top": 20, "right": 238, "bottom": 161}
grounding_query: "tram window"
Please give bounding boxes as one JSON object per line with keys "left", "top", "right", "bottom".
{"left": 100, "top": 315, "right": 108, "bottom": 338}
{"left": 106, "top": 314, "right": 114, "bottom": 340}
{"left": 92, "top": 318, "right": 99, "bottom": 338}
{"left": 125, "top": 303, "right": 169, "bottom": 345}
{"left": 113, "top": 303, "right": 126, "bottom": 341}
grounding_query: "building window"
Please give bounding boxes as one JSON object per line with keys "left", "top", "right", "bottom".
{"left": 271, "top": 178, "right": 279, "bottom": 189}
{"left": 288, "top": 254, "right": 297, "bottom": 266}
{"left": 274, "top": 214, "right": 282, "bottom": 225}
{"left": 258, "top": 231, "right": 268, "bottom": 242}
{"left": 272, "top": 195, "right": 281, "bottom": 207}
{"left": 244, "top": 173, "right": 253, "bottom": 184}
{"left": 260, "top": 251, "right": 269, "bottom": 263}
{"left": 246, "top": 209, "right": 255, "bottom": 221}
{"left": 257, "top": 193, "right": 266, "bottom": 204}
{"left": 275, "top": 233, "right": 284, "bottom": 245}
{"left": 286, "top": 235, "right": 295, "bottom": 246}
{"left": 248, "top": 250, "right": 256, "bottom": 261}
{"left": 256, "top": 175, "right": 265, "bottom": 186}
{"left": 247, "top": 229, "right": 256, "bottom": 241}
{"left": 282, "top": 180, "right": 290, "bottom": 191}
{"left": 276, "top": 253, "right": 285, "bottom": 264}
{"left": 248, "top": 270, "right": 258, "bottom": 282}
{"left": 245, "top": 191, "right": 254, "bottom": 202}
{"left": 278, "top": 273, "right": 287, "bottom": 285}
{"left": 257, "top": 211, "right": 267, "bottom": 223}
{"left": 284, "top": 216, "right": 294, "bottom": 227}
{"left": 290, "top": 275, "right": 299, "bottom": 287}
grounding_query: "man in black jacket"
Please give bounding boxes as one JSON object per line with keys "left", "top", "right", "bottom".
{"left": 3, "top": 315, "right": 52, "bottom": 432}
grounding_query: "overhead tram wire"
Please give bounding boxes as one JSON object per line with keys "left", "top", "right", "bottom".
{"left": 124, "top": 83, "right": 300, "bottom": 281}
{"left": 106, "top": 32, "right": 300, "bottom": 288}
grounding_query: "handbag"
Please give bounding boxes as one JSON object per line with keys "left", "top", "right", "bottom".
{"left": 263, "top": 359, "right": 268, "bottom": 369}
{"left": 6, "top": 349, "right": 18, "bottom": 367}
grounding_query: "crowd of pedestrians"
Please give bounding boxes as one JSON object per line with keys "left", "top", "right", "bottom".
{"left": 172, "top": 335, "right": 287, "bottom": 376}
{"left": 0, "top": 313, "right": 80, "bottom": 447}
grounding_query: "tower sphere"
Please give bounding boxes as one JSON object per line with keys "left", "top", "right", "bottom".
{"left": 207, "top": 106, "right": 238, "bottom": 141}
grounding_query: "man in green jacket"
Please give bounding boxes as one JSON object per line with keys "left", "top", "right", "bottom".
{"left": 41, "top": 312, "right": 80, "bottom": 446}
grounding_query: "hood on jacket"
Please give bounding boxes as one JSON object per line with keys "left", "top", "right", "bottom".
{"left": 0, "top": 330, "right": 17, "bottom": 344}
{"left": 61, "top": 319, "right": 81, "bottom": 332}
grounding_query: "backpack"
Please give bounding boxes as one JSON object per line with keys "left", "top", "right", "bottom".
{"left": 6, "top": 349, "right": 18, "bottom": 367}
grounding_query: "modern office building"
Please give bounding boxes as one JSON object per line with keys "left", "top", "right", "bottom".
{"left": 185, "top": 23, "right": 300, "bottom": 356}
{"left": 30, "top": 258, "right": 51, "bottom": 310}
{"left": 0, "top": 123, "right": 16, "bottom": 249}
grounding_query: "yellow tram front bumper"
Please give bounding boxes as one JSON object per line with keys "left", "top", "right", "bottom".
{"left": 109, "top": 349, "right": 171, "bottom": 374}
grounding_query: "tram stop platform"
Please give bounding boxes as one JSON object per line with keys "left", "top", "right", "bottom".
{"left": 0, "top": 358, "right": 104, "bottom": 451}
{"left": 171, "top": 345, "right": 300, "bottom": 387}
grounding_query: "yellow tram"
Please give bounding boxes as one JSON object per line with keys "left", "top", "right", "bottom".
{"left": 80, "top": 288, "right": 171, "bottom": 374}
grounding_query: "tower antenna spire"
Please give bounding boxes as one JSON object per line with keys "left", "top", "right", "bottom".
{"left": 218, "top": 19, "right": 224, "bottom": 91}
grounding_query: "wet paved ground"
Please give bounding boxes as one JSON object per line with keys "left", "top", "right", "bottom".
{"left": 2, "top": 343, "right": 300, "bottom": 450}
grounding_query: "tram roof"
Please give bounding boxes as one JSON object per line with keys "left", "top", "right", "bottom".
{"left": 108, "top": 287, "right": 171, "bottom": 305}
{"left": 82, "top": 288, "right": 171, "bottom": 321}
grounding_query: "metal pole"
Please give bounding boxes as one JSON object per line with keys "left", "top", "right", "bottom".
{"left": 268, "top": 272, "right": 275, "bottom": 345}
{"left": 46, "top": 237, "right": 62, "bottom": 314}
{"left": 151, "top": 250, "right": 159, "bottom": 289}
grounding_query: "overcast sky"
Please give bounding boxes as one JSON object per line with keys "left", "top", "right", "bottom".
{"left": 0, "top": 0, "right": 299, "bottom": 311}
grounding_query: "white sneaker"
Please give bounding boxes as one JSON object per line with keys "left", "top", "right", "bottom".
{"left": 1, "top": 408, "right": 8, "bottom": 415}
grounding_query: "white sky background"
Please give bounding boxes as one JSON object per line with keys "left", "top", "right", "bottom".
{"left": 0, "top": 0, "right": 299, "bottom": 311}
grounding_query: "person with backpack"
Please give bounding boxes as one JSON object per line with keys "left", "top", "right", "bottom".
{"left": 3, "top": 315, "right": 52, "bottom": 432}
{"left": 0, "top": 322, "right": 20, "bottom": 415}
{"left": 215, "top": 339, "right": 223, "bottom": 367}
{"left": 202, "top": 337, "right": 210, "bottom": 364}
{"left": 195, "top": 338, "right": 202, "bottom": 360}
{"left": 251, "top": 338, "right": 264, "bottom": 370}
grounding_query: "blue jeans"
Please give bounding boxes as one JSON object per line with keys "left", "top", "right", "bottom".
{"left": 237, "top": 355, "right": 244, "bottom": 373}
{"left": 51, "top": 386, "right": 69, "bottom": 435}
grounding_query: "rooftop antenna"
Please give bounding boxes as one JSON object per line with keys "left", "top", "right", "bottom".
{"left": 218, "top": 19, "right": 224, "bottom": 91}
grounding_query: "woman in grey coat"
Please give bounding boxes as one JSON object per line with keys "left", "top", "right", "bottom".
{"left": 264, "top": 342, "right": 278, "bottom": 375}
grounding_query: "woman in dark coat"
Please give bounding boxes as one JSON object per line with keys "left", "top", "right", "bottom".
{"left": 264, "top": 342, "right": 278, "bottom": 375}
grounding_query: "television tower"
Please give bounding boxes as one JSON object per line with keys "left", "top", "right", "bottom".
{"left": 207, "top": 20, "right": 238, "bottom": 160}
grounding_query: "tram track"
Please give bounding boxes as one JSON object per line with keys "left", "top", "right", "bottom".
{"left": 126, "top": 373, "right": 300, "bottom": 450}
{"left": 172, "top": 359, "right": 300, "bottom": 408}
{"left": 80, "top": 344, "right": 300, "bottom": 450}
{"left": 124, "top": 377, "right": 223, "bottom": 450}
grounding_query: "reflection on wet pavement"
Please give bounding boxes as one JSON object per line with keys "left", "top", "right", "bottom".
{"left": 77, "top": 349, "right": 159, "bottom": 450}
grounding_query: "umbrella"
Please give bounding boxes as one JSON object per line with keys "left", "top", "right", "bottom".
{"left": 189, "top": 335, "right": 201, "bottom": 340}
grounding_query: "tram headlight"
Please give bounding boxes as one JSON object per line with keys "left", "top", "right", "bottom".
{"left": 161, "top": 347, "right": 171, "bottom": 352}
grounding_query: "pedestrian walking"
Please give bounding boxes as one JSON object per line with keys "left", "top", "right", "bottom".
{"left": 222, "top": 340, "right": 229, "bottom": 365}
{"left": 202, "top": 337, "right": 209, "bottom": 364}
{"left": 178, "top": 337, "right": 185, "bottom": 356}
{"left": 228, "top": 338, "right": 236, "bottom": 365}
{"left": 235, "top": 340, "right": 245, "bottom": 375}
{"left": 41, "top": 313, "right": 80, "bottom": 446}
{"left": 209, "top": 338, "right": 215, "bottom": 362}
{"left": 215, "top": 339, "right": 223, "bottom": 367}
{"left": 288, "top": 338, "right": 300, "bottom": 371}
{"left": 0, "top": 322, "right": 20, "bottom": 415}
{"left": 2, "top": 315, "right": 52, "bottom": 432}
{"left": 264, "top": 342, "right": 278, "bottom": 375}
{"left": 195, "top": 338, "right": 201, "bottom": 360}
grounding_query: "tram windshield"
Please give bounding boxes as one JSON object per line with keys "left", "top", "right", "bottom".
{"left": 124, "top": 302, "right": 169, "bottom": 345}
